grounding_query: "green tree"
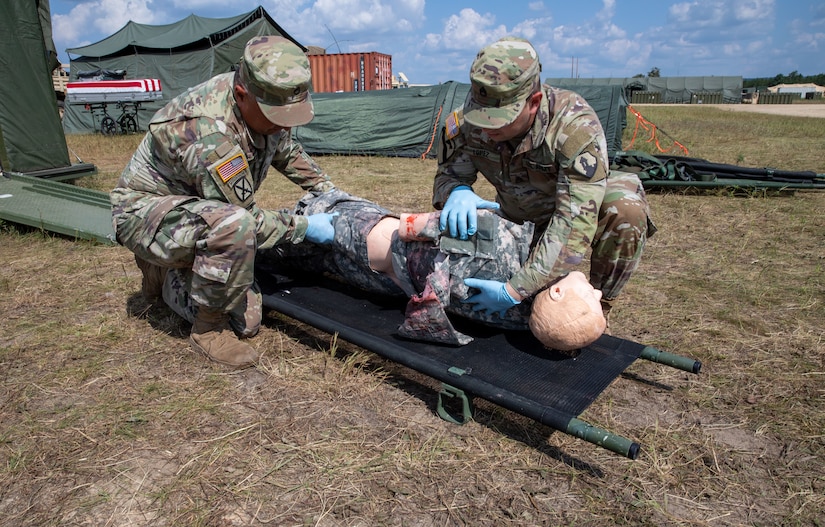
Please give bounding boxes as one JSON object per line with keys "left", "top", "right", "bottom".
{"left": 744, "top": 71, "right": 825, "bottom": 89}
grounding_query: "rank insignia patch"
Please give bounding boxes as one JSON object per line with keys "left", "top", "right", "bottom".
{"left": 216, "top": 153, "right": 248, "bottom": 183}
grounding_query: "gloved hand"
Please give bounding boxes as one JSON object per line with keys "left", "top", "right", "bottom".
{"left": 463, "top": 278, "right": 520, "bottom": 316}
{"left": 304, "top": 212, "right": 338, "bottom": 244}
{"left": 439, "top": 185, "right": 500, "bottom": 240}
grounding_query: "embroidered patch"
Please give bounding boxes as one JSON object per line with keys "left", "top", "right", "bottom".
{"left": 445, "top": 111, "right": 461, "bottom": 140}
{"left": 573, "top": 151, "right": 599, "bottom": 178}
{"left": 215, "top": 153, "right": 248, "bottom": 183}
{"left": 233, "top": 176, "right": 254, "bottom": 203}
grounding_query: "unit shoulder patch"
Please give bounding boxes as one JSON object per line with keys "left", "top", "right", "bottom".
{"left": 571, "top": 144, "right": 607, "bottom": 181}
{"left": 206, "top": 145, "right": 255, "bottom": 209}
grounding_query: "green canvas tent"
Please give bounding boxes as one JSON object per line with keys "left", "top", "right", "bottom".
{"left": 0, "top": 0, "right": 93, "bottom": 178}
{"left": 295, "top": 83, "right": 628, "bottom": 159}
{"left": 63, "top": 6, "right": 302, "bottom": 135}
{"left": 547, "top": 76, "right": 743, "bottom": 104}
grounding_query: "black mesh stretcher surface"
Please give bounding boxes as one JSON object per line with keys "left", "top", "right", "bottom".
{"left": 259, "top": 274, "right": 700, "bottom": 459}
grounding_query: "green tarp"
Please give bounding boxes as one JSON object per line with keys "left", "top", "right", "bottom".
{"left": 295, "top": 82, "right": 470, "bottom": 158}
{"left": 63, "top": 6, "right": 301, "bottom": 135}
{"left": 0, "top": 0, "right": 71, "bottom": 173}
{"left": 295, "top": 83, "right": 628, "bottom": 159}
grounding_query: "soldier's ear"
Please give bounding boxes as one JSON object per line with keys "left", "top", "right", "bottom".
{"left": 234, "top": 82, "right": 249, "bottom": 103}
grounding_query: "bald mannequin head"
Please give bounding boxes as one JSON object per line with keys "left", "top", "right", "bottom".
{"left": 529, "top": 271, "right": 606, "bottom": 352}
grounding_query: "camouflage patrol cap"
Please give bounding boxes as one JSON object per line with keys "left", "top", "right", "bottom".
{"left": 464, "top": 37, "right": 541, "bottom": 129}
{"left": 239, "top": 35, "right": 314, "bottom": 127}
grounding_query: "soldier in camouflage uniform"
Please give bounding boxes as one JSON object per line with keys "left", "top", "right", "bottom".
{"left": 433, "top": 37, "right": 655, "bottom": 324}
{"left": 260, "top": 189, "right": 605, "bottom": 347}
{"left": 111, "top": 36, "right": 338, "bottom": 369}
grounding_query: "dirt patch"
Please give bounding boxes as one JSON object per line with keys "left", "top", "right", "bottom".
{"left": 1, "top": 119, "right": 823, "bottom": 526}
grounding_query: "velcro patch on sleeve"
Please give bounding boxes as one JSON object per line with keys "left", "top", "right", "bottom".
{"left": 559, "top": 126, "right": 594, "bottom": 161}
{"left": 215, "top": 153, "right": 249, "bottom": 183}
{"left": 207, "top": 145, "right": 255, "bottom": 209}
{"left": 445, "top": 111, "right": 461, "bottom": 140}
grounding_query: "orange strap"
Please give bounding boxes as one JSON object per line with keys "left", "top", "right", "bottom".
{"left": 625, "top": 104, "right": 689, "bottom": 156}
{"left": 421, "top": 105, "right": 444, "bottom": 159}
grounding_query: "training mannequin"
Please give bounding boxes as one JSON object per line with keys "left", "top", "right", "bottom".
{"left": 259, "top": 189, "right": 608, "bottom": 348}
{"left": 529, "top": 271, "right": 607, "bottom": 352}
{"left": 367, "top": 217, "right": 606, "bottom": 351}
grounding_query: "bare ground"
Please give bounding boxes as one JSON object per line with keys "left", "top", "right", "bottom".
{"left": 0, "top": 110, "right": 823, "bottom": 526}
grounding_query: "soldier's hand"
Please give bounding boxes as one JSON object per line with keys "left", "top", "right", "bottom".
{"left": 440, "top": 185, "right": 499, "bottom": 240}
{"left": 304, "top": 212, "right": 338, "bottom": 244}
{"left": 463, "top": 278, "right": 520, "bottom": 316}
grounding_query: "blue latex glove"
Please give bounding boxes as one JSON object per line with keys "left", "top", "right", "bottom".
{"left": 439, "top": 185, "right": 500, "bottom": 240}
{"left": 463, "top": 277, "right": 520, "bottom": 316}
{"left": 304, "top": 212, "right": 338, "bottom": 244}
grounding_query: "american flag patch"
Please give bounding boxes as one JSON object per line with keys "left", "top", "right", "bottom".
{"left": 216, "top": 153, "right": 248, "bottom": 183}
{"left": 445, "top": 111, "right": 461, "bottom": 140}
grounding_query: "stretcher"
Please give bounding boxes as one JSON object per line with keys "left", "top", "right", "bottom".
{"left": 0, "top": 172, "right": 115, "bottom": 244}
{"left": 259, "top": 272, "right": 701, "bottom": 459}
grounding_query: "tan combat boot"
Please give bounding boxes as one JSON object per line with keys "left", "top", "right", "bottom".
{"left": 190, "top": 307, "right": 260, "bottom": 369}
{"left": 134, "top": 254, "right": 168, "bottom": 303}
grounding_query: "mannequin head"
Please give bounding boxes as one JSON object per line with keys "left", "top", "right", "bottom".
{"left": 529, "top": 271, "right": 606, "bottom": 352}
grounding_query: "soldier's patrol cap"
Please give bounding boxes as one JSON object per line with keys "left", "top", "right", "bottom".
{"left": 463, "top": 37, "right": 541, "bottom": 129}
{"left": 239, "top": 35, "right": 314, "bottom": 127}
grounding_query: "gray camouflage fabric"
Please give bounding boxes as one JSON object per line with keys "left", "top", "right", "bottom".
{"left": 258, "top": 189, "right": 535, "bottom": 345}
{"left": 435, "top": 83, "right": 655, "bottom": 302}
{"left": 111, "top": 67, "right": 334, "bottom": 332}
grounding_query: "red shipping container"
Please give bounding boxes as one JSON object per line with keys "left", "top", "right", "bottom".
{"left": 308, "top": 52, "right": 392, "bottom": 93}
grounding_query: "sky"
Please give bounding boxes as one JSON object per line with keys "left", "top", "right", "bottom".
{"left": 49, "top": 0, "right": 824, "bottom": 85}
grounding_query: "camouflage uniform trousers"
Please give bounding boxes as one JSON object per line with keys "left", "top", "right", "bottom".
{"left": 122, "top": 198, "right": 262, "bottom": 337}
{"left": 586, "top": 170, "right": 656, "bottom": 302}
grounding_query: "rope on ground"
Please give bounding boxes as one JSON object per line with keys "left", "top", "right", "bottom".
{"left": 421, "top": 105, "right": 444, "bottom": 159}
{"left": 625, "top": 105, "right": 689, "bottom": 156}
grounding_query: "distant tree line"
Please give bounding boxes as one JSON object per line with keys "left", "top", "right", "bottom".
{"left": 633, "top": 67, "right": 661, "bottom": 78}
{"left": 743, "top": 71, "right": 824, "bottom": 89}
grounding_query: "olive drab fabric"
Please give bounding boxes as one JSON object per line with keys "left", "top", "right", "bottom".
{"left": 63, "top": 6, "right": 302, "bottom": 135}
{"left": 0, "top": 0, "right": 72, "bottom": 173}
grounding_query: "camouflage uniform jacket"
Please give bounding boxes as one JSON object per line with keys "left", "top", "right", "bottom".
{"left": 111, "top": 72, "right": 334, "bottom": 250}
{"left": 433, "top": 85, "right": 608, "bottom": 298}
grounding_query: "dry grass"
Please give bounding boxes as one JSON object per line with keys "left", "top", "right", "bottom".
{"left": 1, "top": 106, "right": 823, "bottom": 526}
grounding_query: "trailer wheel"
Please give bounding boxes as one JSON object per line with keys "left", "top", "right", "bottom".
{"left": 120, "top": 115, "right": 138, "bottom": 134}
{"left": 100, "top": 116, "right": 117, "bottom": 136}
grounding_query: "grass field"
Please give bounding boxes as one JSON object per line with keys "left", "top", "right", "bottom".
{"left": 1, "top": 105, "right": 823, "bottom": 526}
